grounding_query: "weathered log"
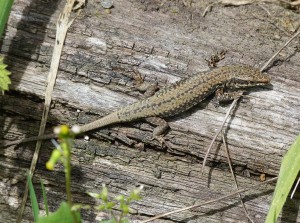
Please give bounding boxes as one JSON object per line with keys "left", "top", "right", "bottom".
{"left": 1, "top": 1, "right": 300, "bottom": 222}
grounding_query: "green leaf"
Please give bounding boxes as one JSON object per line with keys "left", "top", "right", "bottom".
{"left": 99, "top": 220, "right": 116, "bottom": 223}
{"left": 0, "top": 0, "right": 14, "bottom": 38}
{"left": 96, "top": 204, "right": 106, "bottom": 211}
{"left": 87, "top": 192, "right": 101, "bottom": 199}
{"left": 120, "top": 203, "right": 129, "bottom": 215}
{"left": 27, "top": 174, "right": 40, "bottom": 222}
{"left": 71, "top": 204, "right": 88, "bottom": 212}
{"left": 265, "top": 134, "right": 300, "bottom": 223}
{"left": 115, "top": 195, "right": 124, "bottom": 202}
{"left": 105, "top": 201, "right": 115, "bottom": 210}
{"left": 101, "top": 184, "right": 108, "bottom": 202}
{"left": 0, "top": 57, "right": 11, "bottom": 94}
{"left": 37, "top": 202, "right": 81, "bottom": 223}
{"left": 96, "top": 201, "right": 115, "bottom": 211}
{"left": 120, "top": 218, "right": 130, "bottom": 223}
{"left": 127, "top": 186, "right": 143, "bottom": 202}
{"left": 129, "top": 189, "right": 142, "bottom": 201}
{"left": 40, "top": 178, "right": 49, "bottom": 216}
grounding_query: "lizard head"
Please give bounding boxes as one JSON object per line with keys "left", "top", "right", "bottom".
{"left": 226, "top": 66, "right": 270, "bottom": 89}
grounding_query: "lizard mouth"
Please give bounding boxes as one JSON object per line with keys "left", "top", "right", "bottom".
{"left": 247, "top": 80, "right": 271, "bottom": 87}
{"left": 252, "top": 80, "right": 270, "bottom": 86}
{"left": 235, "top": 75, "right": 271, "bottom": 87}
{"left": 256, "top": 74, "right": 271, "bottom": 85}
{"left": 257, "top": 75, "right": 271, "bottom": 84}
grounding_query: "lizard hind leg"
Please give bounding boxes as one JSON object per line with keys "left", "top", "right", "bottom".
{"left": 144, "top": 117, "right": 171, "bottom": 149}
{"left": 215, "top": 88, "right": 244, "bottom": 103}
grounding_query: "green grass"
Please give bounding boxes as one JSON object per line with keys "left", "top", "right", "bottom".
{"left": 0, "top": 0, "right": 14, "bottom": 38}
{"left": 27, "top": 174, "right": 40, "bottom": 222}
{"left": 265, "top": 134, "right": 300, "bottom": 222}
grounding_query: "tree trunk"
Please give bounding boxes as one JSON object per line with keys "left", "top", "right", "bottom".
{"left": 1, "top": 0, "right": 300, "bottom": 222}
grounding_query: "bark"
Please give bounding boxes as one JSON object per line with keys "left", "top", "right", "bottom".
{"left": 1, "top": 0, "right": 300, "bottom": 222}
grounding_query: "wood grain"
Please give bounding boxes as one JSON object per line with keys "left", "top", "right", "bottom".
{"left": 1, "top": 0, "right": 300, "bottom": 222}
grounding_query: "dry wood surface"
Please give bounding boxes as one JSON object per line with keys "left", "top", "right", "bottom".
{"left": 1, "top": 0, "right": 300, "bottom": 222}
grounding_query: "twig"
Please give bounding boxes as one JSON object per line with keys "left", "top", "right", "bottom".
{"left": 139, "top": 177, "right": 278, "bottom": 223}
{"left": 16, "top": 1, "right": 82, "bottom": 222}
{"left": 222, "top": 134, "right": 254, "bottom": 223}
{"left": 290, "top": 176, "right": 300, "bottom": 199}
{"left": 257, "top": 2, "right": 271, "bottom": 16}
{"left": 202, "top": 2, "right": 219, "bottom": 17}
{"left": 260, "top": 29, "right": 300, "bottom": 72}
{"left": 201, "top": 97, "right": 240, "bottom": 174}
{"left": 291, "top": 0, "right": 300, "bottom": 5}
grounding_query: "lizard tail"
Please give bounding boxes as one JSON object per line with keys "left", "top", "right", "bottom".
{"left": 3, "top": 112, "right": 120, "bottom": 147}
{"left": 3, "top": 133, "right": 56, "bottom": 147}
{"left": 78, "top": 112, "right": 120, "bottom": 133}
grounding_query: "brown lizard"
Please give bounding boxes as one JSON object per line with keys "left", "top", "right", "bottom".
{"left": 4, "top": 65, "right": 270, "bottom": 147}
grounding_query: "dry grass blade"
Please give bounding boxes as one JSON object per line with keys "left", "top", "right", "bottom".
{"left": 201, "top": 97, "right": 240, "bottom": 174}
{"left": 260, "top": 29, "right": 300, "bottom": 72}
{"left": 16, "top": 1, "right": 82, "bottom": 222}
{"left": 222, "top": 134, "right": 254, "bottom": 223}
{"left": 139, "top": 177, "right": 278, "bottom": 223}
{"left": 202, "top": 2, "right": 219, "bottom": 17}
{"left": 290, "top": 176, "right": 300, "bottom": 199}
{"left": 220, "top": 0, "right": 255, "bottom": 5}
{"left": 290, "top": 0, "right": 300, "bottom": 5}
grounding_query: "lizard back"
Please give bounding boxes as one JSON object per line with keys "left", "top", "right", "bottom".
{"left": 116, "top": 65, "right": 269, "bottom": 121}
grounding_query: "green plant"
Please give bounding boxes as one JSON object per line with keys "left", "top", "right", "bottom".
{"left": 28, "top": 125, "right": 143, "bottom": 223}
{"left": 265, "top": 134, "right": 300, "bottom": 223}
{"left": 0, "top": 0, "right": 13, "bottom": 94}
{"left": 88, "top": 184, "right": 143, "bottom": 223}
{"left": 0, "top": 56, "right": 11, "bottom": 94}
{"left": 0, "top": 0, "right": 14, "bottom": 37}
{"left": 28, "top": 125, "right": 81, "bottom": 223}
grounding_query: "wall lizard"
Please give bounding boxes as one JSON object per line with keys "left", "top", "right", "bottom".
{"left": 4, "top": 65, "right": 270, "bottom": 147}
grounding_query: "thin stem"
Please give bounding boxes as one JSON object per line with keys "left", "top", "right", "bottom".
{"left": 64, "top": 137, "right": 79, "bottom": 223}
{"left": 222, "top": 134, "right": 254, "bottom": 223}
{"left": 65, "top": 138, "right": 72, "bottom": 206}
{"left": 140, "top": 177, "right": 278, "bottom": 223}
{"left": 290, "top": 176, "right": 300, "bottom": 199}
{"left": 260, "top": 29, "right": 300, "bottom": 72}
{"left": 110, "top": 210, "right": 118, "bottom": 222}
{"left": 201, "top": 97, "right": 240, "bottom": 173}
{"left": 118, "top": 212, "right": 124, "bottom": 223}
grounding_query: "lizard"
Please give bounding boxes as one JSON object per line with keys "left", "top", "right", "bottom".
{"left": 3, "top": 65, "right": 270, "bottom": 147}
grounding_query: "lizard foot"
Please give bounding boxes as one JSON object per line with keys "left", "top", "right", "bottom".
{"left": 153, "top": 136, "right": 172, "bottom": 150}
{"left": 122, "top": 68, "right": 159, "bottom": 98}
{"left": 205, "top": 50, "right": 227, "bottom": 68}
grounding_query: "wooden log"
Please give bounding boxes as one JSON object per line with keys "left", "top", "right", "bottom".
{"left": 1, "top": 1, "right": 300, "bottom": 222}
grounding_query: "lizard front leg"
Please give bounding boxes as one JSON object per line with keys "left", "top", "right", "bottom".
{"left": 136, "top": 81, "right": 159, "bottom": 98}
{"left": 132, "top": 69, "right": 159, "bottom": 98}
{"left": 144, "top": 117, "right": 171, "bottom": 148}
